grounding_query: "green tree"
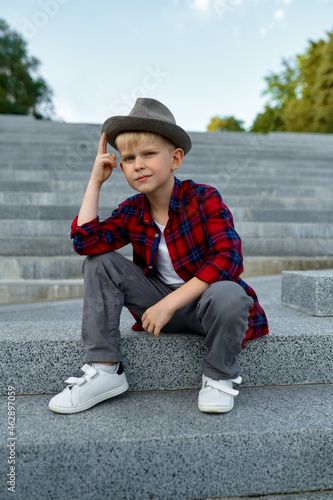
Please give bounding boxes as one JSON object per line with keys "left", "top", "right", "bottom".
{"left": 207, "top": 115, "right": 245, "bottom": 132}
{"left": 249, "top": 57, "right": 300, "bottom": 133}
{"left": 283, "top": 37, "right": 326, "bottom": 132}
{"left": 312, "top": 32, "right": 333, "bottom": 132}
{"left": 0, "top": 18, "right": 54, "bottom": 119}
{"left": 250, "top": 105, "right": 284, "bottom": 133}
{"left": 262, "top": 57, "right": 301, "bottom": 108}
{"left": 250, "top": 30, "right": 333, "bottom": 133}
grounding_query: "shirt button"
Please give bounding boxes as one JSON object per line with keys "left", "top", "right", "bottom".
{"left": 148, "top": 266, "right": 153, "bottom": 269}
{"left": 154, "top": 233, "right": 159, "bottom": 238}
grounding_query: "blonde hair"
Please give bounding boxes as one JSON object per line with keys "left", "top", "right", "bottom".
{"left": 115, "top": 131, "right": 176, "bottom": 154}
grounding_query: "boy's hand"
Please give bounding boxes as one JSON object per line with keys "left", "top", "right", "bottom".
{"left": 90, "top": 132, "right": 117, "bottom": 186}
{"left": 141, "top": 300, "right": 176, "bottom": 338}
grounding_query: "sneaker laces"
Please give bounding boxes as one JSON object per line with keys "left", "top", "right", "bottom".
{"left": 64, "top": 364, "right": 99, "bottom": 389}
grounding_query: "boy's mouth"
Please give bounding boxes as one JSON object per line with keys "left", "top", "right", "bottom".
{"left": 136, "top": 175, "right": 152, "bottom": 182}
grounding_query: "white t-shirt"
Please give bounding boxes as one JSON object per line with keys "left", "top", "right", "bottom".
{"left": 154, "top": 221, "right": 185, "bottom": 286}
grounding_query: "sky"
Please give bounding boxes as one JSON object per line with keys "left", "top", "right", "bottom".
{"left": 1, "top": 0, "right": 333, "bottom": 131}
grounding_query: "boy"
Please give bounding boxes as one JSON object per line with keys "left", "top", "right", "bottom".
{"left": 49, "top": 98, "right": 268, "bottom": 415}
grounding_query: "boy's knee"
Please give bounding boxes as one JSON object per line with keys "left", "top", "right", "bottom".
{"left": 198, "top": 281, "right": 253, "bottom": 320}
{"left": 82, "top": 252, "right": 118, "bottom": 275}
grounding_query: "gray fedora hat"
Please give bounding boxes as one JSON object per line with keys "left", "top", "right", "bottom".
{"left": 101, "top": 97, "right": 192, "bottom": 155}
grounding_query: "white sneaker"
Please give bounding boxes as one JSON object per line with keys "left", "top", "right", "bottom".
{"left": 198, "top": 374, "right": 242, "bottom": 413}
{"left": 48, "top": 362, "right": 128, "bottom": 414}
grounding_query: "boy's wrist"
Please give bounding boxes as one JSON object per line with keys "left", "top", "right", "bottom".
{"left": 88, "top": 177, "right": 104, "bottom": 190}
{"left": 159, "top": 294, "right": 178, "bottom": 315}
{"left": 161, "top": 277, "right": 209, "bottom": 313}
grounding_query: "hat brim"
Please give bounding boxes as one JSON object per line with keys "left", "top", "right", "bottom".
{"left": 101, "top": 116, "right": 192, "bottom": 155}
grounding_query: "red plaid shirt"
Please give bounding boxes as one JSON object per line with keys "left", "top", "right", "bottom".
{"left": 71, "top": 177, "right": 269, "bottom": 346}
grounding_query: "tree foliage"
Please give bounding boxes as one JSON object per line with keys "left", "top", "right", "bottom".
{"left": 250, "top": 105, "right": 284, "bottom": 134}
{"left": 250, "top": 30, "right": 333, "bottom": 133}
{"left": 0, "top": 18, "right": 54, "bottom": 119}
{"left": 207, "top": 115, "right": 245, "bottom": 132}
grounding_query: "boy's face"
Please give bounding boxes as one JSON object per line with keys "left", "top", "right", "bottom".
{"left": 118, "top": 135, "right": 183, "bottom": 195}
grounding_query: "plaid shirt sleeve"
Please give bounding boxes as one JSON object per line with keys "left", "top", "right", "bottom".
{"left": 194, "top": 186, "right": 244, "bottom": 284}
{"left": 70, "top": 208, "right": 130, "bottom": 255}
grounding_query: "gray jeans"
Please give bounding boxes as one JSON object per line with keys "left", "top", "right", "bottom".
{"left": 81, "top": 252, "right": 253, "bottom": 380}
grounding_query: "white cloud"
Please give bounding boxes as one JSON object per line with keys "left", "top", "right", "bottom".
{"left": 283, "top": 0, "right": 292, "bottom": 4}
{"left": 274, "top": 9, "right": 285, "bottom": 19}
{"left": 192, "top": 0, "right": 210, "bottom": 12}
{"left": 191, "top": 0, "right": 243, "bottom": 18}
{"left": 260, "top": 27, "right": 267, "bottom": 35}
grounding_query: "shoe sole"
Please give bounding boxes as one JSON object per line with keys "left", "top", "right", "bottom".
{"left": 48, "top": 381, "right": 129, "bottom": 414}
{"left": 198, "top": 402, "right": 234, "bottom": 413}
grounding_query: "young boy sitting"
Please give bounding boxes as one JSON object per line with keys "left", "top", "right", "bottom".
{"left": 48, "top": 97, "right": 268, "bottom": 415}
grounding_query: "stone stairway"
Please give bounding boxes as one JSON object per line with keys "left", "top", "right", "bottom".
{"left": 1, "top": 115, "right": 333, "bottom": 304}
{"left": 0, "top": 275, "right": 332, "bottom": 499}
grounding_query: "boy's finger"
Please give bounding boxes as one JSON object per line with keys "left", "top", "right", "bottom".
{"left": 154, "top": 329, "right": 160, "bottom": 338}
{"left": 97, "top": 132, "right": 107, "bottom": 156}
{"left": 99, "top": 153, "right": 117, "bottom": 166}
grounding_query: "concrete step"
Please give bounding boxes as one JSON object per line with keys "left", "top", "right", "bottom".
{"left": 2, "top": 221, "right": 333, "bottom": 240}
{"left": 47, "top": 182, "right": 333, "bottom": 198}
{"left": 2, "top": 128, "right": 332, "bottom": 152}
{"left": 2, "top": 257, "right": 333, "bottom": 305}
{"left": 0, "top": 384, "right": 332, "bottom": 499}
{"left": 0, "top": 256, "right": 84, "bottom": 280}
{"left": 0, "top": 237, "right": 132, "bottom": 257}
{"left": 0, "top": 279, "right": 84, "bottom": 304}
{"left": 0, "top": 130, "right": 331, "bottom": 148}
{"left": 236, "top": 222, "right": 333, "bottom": 239}
{"left": 233, "top": 208, "right": 333, "bottom": 223}
{"left": 242, "top": 238, "right": 333, "bottom": 257}
{"left": 1, "top": 235, "right": 333, "bottom": 257}
{"left": 0, "top": 181, "right": 50, "bottom": 192}
{"left": 2, "top": 205, "right": 333, "bottom": 223}
{"left": 0, "top": 220, "right": 70, "bottom": 237}
{"left": 1, "top": 275, "right": 332, "bottom": 394}
{"left": 187, "top": 173, "right": 333, "bottom": 187}
{"left": 0, "top": 127, "right": 330, "bottom": 142}
{"left": 2, "top": 157, "right": 333, "bottom": 176}
{"left": 0, "top": 190, "right": 133, "bottom": 207}
{"left": 0, "top": 236, "right": 74, "bottom": 256}
{"left": 2, "top": 167, "right": 333, "bottom": 185}
{"left": 184, "top": 152, "right": 333, "bottom": 163}
{"left": 226, "top": 195, "right": 333, "bottom": 211}
{"left": 3, "top": 177, "right": 333, "bottom": 196}
{"left": 242, "top": 256, "right": 333, "bottom": 276}
{"left": 2, "top": 256, "right": 333, "bottom": 285}
{"left": 1, "top": 191, "right": 333, "bottom": 211}
{"left": 1, "top": 124, "right": 331, "bottom": 142}
{"left": 2, "top": 147, "right": 331, "bottom": 165}
{"left": 2, "top": 161, "right": 333, "bottom": 178}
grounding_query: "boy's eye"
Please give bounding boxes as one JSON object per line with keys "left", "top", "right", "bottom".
{"left": 124, "top": 152, "right": 155, "bottom": 161}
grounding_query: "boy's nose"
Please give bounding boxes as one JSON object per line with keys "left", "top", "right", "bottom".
{"left": 134, "top": 157, "right": 145, "bottom": 169}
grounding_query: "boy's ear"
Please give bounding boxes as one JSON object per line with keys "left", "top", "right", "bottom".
{"left": 171, "top": 148, "right": 184, "bottom": 172}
